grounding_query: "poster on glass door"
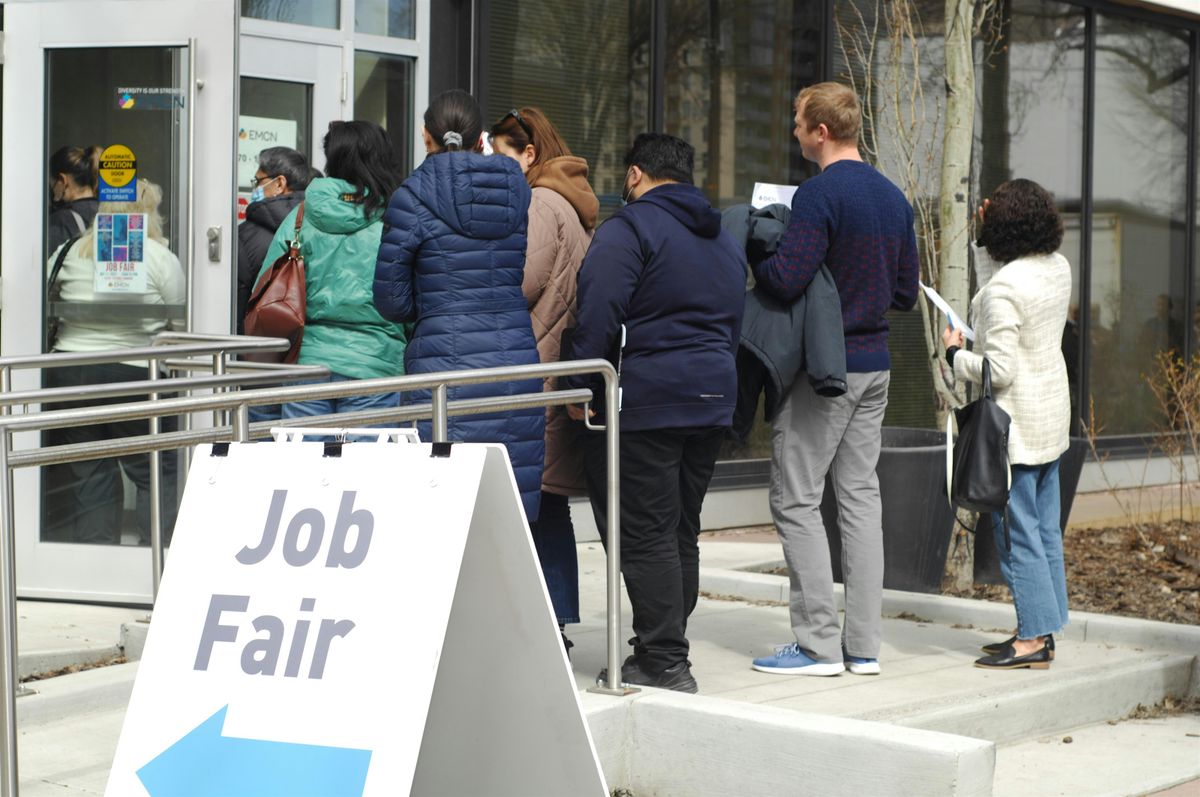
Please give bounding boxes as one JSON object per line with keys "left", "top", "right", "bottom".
{"left": 94, "top": 213, "right": 148, "bottom": 293}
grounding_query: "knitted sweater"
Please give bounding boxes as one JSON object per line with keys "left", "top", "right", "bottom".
{"left": 753, "top": 160, "right": 919, "bottom": 372}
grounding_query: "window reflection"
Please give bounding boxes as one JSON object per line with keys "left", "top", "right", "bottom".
{"left": 355, "top": 0, "right": 414, "bottom": 39}
{"left": 354, "top": 51, "right": 414, "bottom": 176}
{"left": 1089, "top": 14, "right": 1189, "bottom": 436}
{"left": 664, "top": 0, "right": 820, "bottom": 210}
{"left": 976, "top": 0, "right": 1085, "bottom": 431}
{"left": 481, "top": 0, "right": 651, "bottom": 218}
{"left": 241, "top": 0, "right": 339, "bottom": 29}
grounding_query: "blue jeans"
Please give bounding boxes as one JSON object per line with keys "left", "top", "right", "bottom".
{"left": 281, "top": 374, "right": 400, "bottom": 431}
{"left": 992, "top": 459, "right": 1069, "bottom": 639}
{"left": 528, "top": 491, "right": 579, "bottom": 625}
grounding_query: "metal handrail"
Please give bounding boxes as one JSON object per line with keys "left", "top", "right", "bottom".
{"left": 0, "top": 351, "right": 626, "bottom": 797}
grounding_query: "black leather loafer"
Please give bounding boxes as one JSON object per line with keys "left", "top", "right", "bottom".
{"left": 974, "top": 642, "right": 1052, "bottom": 670}
{"left": 982, "top": 634, "right": 1055, "bottom": 660}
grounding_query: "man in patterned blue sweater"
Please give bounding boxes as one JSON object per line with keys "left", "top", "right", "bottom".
{"left": 751, "top": 82, "right": 919, "bottom": 677}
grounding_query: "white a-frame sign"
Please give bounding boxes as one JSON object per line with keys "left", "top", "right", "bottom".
{"left": 105, "top": 438, "right": 607, "bottom": 796}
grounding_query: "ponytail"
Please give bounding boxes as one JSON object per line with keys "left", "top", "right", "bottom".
{"left": 423, "top": 89, "right": 483, "bottom": 155}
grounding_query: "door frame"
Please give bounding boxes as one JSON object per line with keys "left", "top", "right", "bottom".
{"left": 1, "top": 0, "right": 238, "bottom": 603}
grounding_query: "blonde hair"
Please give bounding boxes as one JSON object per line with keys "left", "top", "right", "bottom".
{"left": 75, "top": 179, "right": 168, "bottom": 259}
{"left": 795, "top": 82, "right": 861, "bottom": 143}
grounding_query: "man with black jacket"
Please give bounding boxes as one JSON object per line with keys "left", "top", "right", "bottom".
{"left": 236, "top": 146, "right": 313, "bottom": 333}
{"left": 567, "top": 133, "right": 745, "bottom": 693}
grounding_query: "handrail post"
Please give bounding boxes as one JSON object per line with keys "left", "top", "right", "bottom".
{"left": 148, "top": 360, "right": 164, "bottom": 602}
{"left": 0, "top": 429, "right": 19, "bottom": 796}
{"left": 211, "top": 353, "right": 226, "bottom": 428}
{"left": 233, "top": 404, "right": 250, "bottom": 443}
{"left": 432, "top": 385, "right": 448, "bottom": 443}
{"left": 603, "top": 368, "right": 623, "bottom": 693}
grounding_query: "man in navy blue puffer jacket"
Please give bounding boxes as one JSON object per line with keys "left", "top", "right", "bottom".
{"left": 568, "top": 133, "right": 745, "bottom": 693}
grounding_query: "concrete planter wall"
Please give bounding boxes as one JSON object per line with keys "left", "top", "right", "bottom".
{"left": 821, "top": 427, "right": 956, "bottom": 594}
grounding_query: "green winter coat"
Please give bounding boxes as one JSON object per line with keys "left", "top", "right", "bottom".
{"left": 260, "top": 177, "right": 406, "bottom": 379}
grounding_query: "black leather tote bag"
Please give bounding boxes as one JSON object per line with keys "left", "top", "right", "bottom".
{"left": 950, "top": 359, "right": 1013, "bottom": 548}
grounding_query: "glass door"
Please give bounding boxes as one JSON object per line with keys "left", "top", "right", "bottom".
{"left": 237, "top": 33, "right": 343, "bottom": 220}
{"left": 1, "top": 0, "right": 237, "bottom": 603}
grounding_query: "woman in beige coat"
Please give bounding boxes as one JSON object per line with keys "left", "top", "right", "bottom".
{"left": 943, "top": 179, "right": 1071, "bottom": 671}
{"left": 491, "top": 107, "right": 597, "bottom": 652}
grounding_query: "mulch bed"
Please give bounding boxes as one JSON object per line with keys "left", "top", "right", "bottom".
{"left": 944, "top": 523, "right": 1200, "bottom": 626}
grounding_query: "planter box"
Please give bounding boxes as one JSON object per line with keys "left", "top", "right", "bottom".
{"left": 973, "top": 437, "right": 1088, "bottom": 585}
{"left": 821, "top": 427, "right": 955, "bottom": 594}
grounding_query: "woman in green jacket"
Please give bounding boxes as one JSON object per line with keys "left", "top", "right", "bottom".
{"left": 258, "top": 121, "right": 407, "bottom": 419}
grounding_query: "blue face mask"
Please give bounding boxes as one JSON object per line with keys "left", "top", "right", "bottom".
{"left": 249, "top": 185, "right": 266, "bottom": 204}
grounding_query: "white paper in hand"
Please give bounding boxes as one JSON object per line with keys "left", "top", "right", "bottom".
{"left": 751, "top": 182, "right": 798, "bottom": 210}
{"left": 920, "top": 282, "right": 975, "bottom": 341}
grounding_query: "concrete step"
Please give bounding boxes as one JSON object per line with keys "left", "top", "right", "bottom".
{"left": 993, "top": 713, "right": 1200, "bottom": 797}
{"left": 863, "top": 650, "right": 1197, "bottom": 744}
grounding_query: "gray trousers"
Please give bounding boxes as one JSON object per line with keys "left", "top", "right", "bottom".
{"left": 770, "top": 370, "right": 890, "bottom": 662}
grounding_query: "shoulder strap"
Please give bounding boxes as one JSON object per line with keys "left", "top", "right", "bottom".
{"left": 293, "top": 202, "right": 305, "bottom": 239}
{"left": 68, "top": 210, "right": 87, "bottom": 237}
{"left": 48, "top": 237, "right": 79, "bottom": 295}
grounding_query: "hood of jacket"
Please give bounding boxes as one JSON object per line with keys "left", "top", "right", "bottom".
{"left": 527, "top": 156, "right": 599, "bottom": 231}
{"left": 303, "top": 177, "right": 380, "bottom": 235}
{"left": 403, "top": 151, "right": 529, "bottom": 240}
{"left": 244, "top": 190, "right": 304, "bottom": 231}
{"left": 635, "top": 182, "right": 722, "bottom": 238}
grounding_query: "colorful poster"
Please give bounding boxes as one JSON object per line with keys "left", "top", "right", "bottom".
{"left": 94, "top": 213, "right": 148, "bottom": 293}
{"left": 116, "top": 87, "right": 186, "bottom": 111}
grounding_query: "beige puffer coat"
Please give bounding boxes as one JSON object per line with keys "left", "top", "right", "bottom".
{"left": 523, "top": 156, "right": 598, "bottom": 496}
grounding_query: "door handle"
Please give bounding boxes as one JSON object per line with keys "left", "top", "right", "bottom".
{"left": 206, "top": 226, "right": 221, "bottom": 262}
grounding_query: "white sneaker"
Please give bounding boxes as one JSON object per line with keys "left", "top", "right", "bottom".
{"left": 845, "top": 655, "right": 881, "bottom": 675}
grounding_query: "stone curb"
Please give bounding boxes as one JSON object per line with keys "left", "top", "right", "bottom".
{"left": 700, "top": 566, "right": 1200, "bottom": 657}
{"left": 581, "top": 689, "right": 994, "bottom": 797}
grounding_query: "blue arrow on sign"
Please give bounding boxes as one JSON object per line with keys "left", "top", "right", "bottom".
{"left": 136, "top": 705, "right": 372, "bottom": 797}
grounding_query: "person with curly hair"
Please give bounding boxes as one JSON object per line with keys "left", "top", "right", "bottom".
{"left": 942, "top": 178, "right": 1072, "bottom": 670}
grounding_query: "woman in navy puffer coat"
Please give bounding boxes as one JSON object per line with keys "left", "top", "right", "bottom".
{"left": 374, "top": 90, "right": 545, "bottom": 521}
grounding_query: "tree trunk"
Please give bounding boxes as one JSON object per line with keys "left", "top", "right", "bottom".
{"left": 941, "top": 0, "right": 977, "bottom": 589}
{"left": 939, "top": 0, "right": 975, "bottom": 325}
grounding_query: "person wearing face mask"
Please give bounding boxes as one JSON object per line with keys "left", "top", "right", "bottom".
{"left": 490, "top": 107, "right": 597, "bottom": 655}
{"left": 237, "top": 146, "right": 313, "bottom": 334}
{"left": 47, "top": 145, "right": 102, "bottom": 255}
{"left": 565, "top": 133, "right": 746, "bottom": 693}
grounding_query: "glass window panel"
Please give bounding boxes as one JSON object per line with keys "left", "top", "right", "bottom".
{"left": 1090, "top": 13, "right": 1189, "bottom": 436}
{"left": 833, "top": 0, "right": 945, "bottom": 433}
{"left": 42, "top": 47, "right": 187, "bottom": 546}
{"left": 240, "top": 0, "right": 339, "bottom": 29}
{"left": 976, "top": 0, "right": 1085, "bottom": 433}
{"left": 238, "top": 77, "right": 313, "bottom": 192}
{"left": 664, "top": 0, "right": 822, "bottom": 212}
{"left": 481, "top": 0, "right": 651, "bottom": 220}
{"left": 354, "top": 51, "right": 415, "bottom": 176}
{"left": 662, "top": 0, "right": 823, "bottom": 460}
{"left": 355, "top": 0, "right": 414, "bottom": 39}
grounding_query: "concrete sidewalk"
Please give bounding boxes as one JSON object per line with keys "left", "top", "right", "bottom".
{"left": 6, "top": 534, "right": 1200, "bottom": 796}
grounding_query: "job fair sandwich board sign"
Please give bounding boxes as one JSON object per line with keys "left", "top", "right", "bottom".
{"left": 105, "top": 439, "right": 606, "bottom": 797}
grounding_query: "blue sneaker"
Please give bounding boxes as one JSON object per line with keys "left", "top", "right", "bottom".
{"left": 844, "top": 654, "right": 881, "bottom": 675}
{"left": 752, "top": 643, "right": 845, "bottom": 676}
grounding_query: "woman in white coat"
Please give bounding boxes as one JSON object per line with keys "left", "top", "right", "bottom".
{"left": 942, "top": 178, "right": 1072, "bottom": 670}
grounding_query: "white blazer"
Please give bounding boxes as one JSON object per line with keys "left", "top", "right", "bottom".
{"left": 953, "top": 249, "right": 1072, "bottom": 466}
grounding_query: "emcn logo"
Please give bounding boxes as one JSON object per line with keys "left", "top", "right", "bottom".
{"left": 119, "top": 93, "right": 135, "bottom": 110}
{"left": 238, "top": 128, "right": 248, "bottom": 140}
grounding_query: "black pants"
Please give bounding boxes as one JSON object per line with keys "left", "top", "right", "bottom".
{"left": 42, "top": 363, "right": 178, "bottom": 545}
{"left": 581, "top": 426, "right": 724, "bottom": 674}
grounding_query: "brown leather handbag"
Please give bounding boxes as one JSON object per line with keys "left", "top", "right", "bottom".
{"left": 244, "top": 203, "right": 306, "bottom": 363}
